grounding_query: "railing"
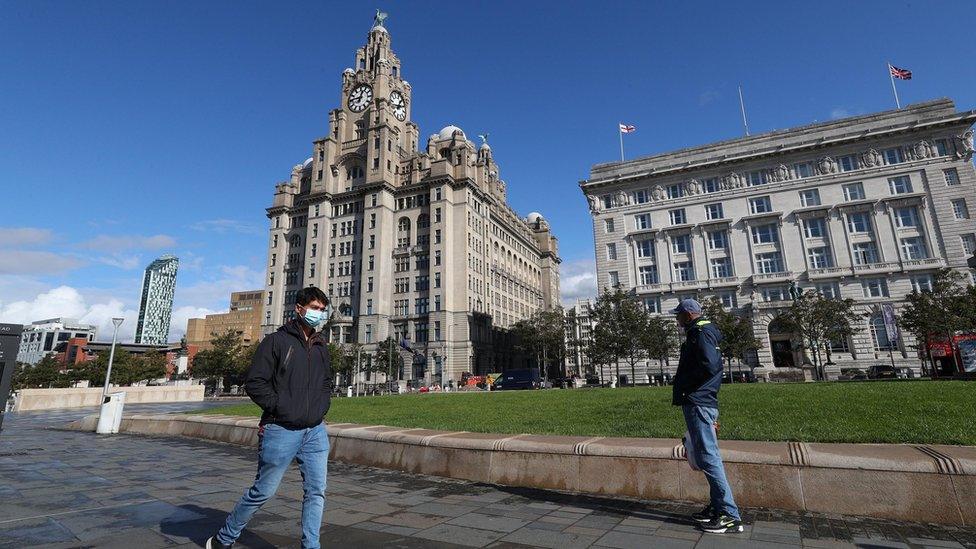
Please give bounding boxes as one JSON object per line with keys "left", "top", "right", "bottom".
{"left": 752, "top": 271, "right": 793, "bottom": 282}
{"left": 903, "top": 257, "right": 945, "bottom": 270}
{"left": 852, "top": 261, "right": 900, "bottom": 274}
{"left": 709, "top": 276, "right": 741, "bottom": 287}
{"left": 807, "top": 266, "right": 850, "bottom": 279}
{"left": 671, "top": 280, "right": 703, "bottom": 289}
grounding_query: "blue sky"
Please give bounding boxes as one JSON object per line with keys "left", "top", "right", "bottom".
{"left": 2, "top": 1, "right": 975, "bottom": 342}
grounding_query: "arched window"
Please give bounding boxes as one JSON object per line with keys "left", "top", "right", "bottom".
{"left": 355, "top": 121, "right": 366, "bottom": 139}
{"left": 870, "top": 314, "right": 896, "bottom": 351}
{"left": 417, "top": 214, "right": 430, "bottom": 230}
{"left": 397, "top": 217, "right": 411, "bottom": 247}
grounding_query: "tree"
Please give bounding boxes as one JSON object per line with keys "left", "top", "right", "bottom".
{"left": 190, "top": 330, "right": 248, "bottom": 393}
{"left": 901, "top": 268, "right": 973, "bottom": 374}
{"left": 372, "top": 337, "right": 402, "bottom": 383}
{"left": 777, "top": 291, "right": 861, "bottom": 380}
{"left": 617, "top": 296, "right": 649, "bottom": 384}
{"left": 641, "top": 315, "right": 680, "bottom": 383}
{"left": 329, "top": 343, "right": 352, "bottom": 387}
{"left": 701, "top": 299, "right": 762, "bottom": 378}
{"left": 12, "top": 357, "right": 79, "bottom": 389}
{"left": 591, "top": 289, "right": 628, "bottom": 384}
{"left": 511, "top": 309, "right": 566, "bottom": 380}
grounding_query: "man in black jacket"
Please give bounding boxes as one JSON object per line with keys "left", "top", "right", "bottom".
{"left": 208, "top": 287, "right": 333, "bottom": 549}
{"left": 671, "top": 298, "right": 742, "bottom": 534}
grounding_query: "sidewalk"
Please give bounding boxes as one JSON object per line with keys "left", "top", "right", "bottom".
{"left": 1, "top": 405, "right": 974, "bottom": 548}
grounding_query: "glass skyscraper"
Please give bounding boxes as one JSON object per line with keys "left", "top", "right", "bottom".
{"left": 135, "top": 254, "right": 179, "bottom": 345}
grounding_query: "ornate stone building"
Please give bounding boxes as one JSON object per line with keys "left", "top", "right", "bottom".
{"left": 262, "top": 15, "right": 560, "bottom": 386}
{"left": 581, "top": 99, "right": 976, "bottom": 379}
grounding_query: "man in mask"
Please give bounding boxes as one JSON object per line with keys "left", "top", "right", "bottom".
{"left": 671, "top": 298, "right": 742, "bottom": 534}
{"left": 208, "top": 286, "right": 333, "bottom": 549}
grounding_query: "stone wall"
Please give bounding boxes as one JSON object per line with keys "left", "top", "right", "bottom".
{"left": 64, "top": 413, "right": 976, "bottom": 526}
{"left": 14, "top": 385, "right": 205, "bottom": 411}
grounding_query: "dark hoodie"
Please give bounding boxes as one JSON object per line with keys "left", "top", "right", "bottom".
{"left": 672, "top": 318, "right": 724, "bottom": 409}
{"left": 244, "top": 320, "right": 333, "bottom": 429}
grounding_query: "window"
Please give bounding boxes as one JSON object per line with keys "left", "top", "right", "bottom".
{"left": 843, "top": 182, "right": 865, "bottom": 201}
{"left": 608, "top": 271, "right": 619, "bottom": 287}
{"left": 667, "top": 184, "right": 684, "bottom": 199}
{"left": 642, "top": 297, "right": 661, "bottom": 313}
{"left": 962, "top": 234, "right": 976, "bottom": 255}
{"left": 434, "top": 250, "right": 441, "bottom": 266}
{"left": 606, "top": 243, "right": 617, "bottom": 260}
{"left": 707, "top": 230, "right": 728, "bottom": 250}
{"left": 369, "top": 234, "right": 375, "bottom": 249}
{"left": 803, "top": 217, "right": 826, "bottom": 238}
{"left": 862, "top": 278, "right": 889, "bottom": 298}
{"left": 634, "top": 214, "right": 651, "bottom": 230}
{"left": 669, "top": 209, "right": 687, "bottom": 225}
{"left": 900, "top": 237, "right": 928, "bottom": 260}
{"left": 365, "top": 324, "right": 372, "bottom": 343}
{"left": 852, "top": 242, "right": 879, "bottom": 265}
{"left": 272, "top": 234, "right": 278, "bottom": 248}
{"left": 794, "top": 162, "right": 814, "bottom": 178}
{"left": 894, "top": 206, "right": 920, "bottom": 228}
{"left": 434, "top": 272, "right": 441, "bottom": 288}
{"left": 751, "top": 223, "right": 779, "bottom": 244}
{"left": 815, "top": 282, "right": 839, "bottom": 299}
{"left": 638, "top": 265, "right": 658, "bottom": 285}
{"left": 310, "top": 243, "right": 317, "bottom": 258}
{"left": 366, "top": 299, "right": 373, "bottom": 315}
{"left": 674, "top": 261, "right": 694, "bottom": 281}
{"left": 838, "top": 155, "right": 858, "bottom": 172}
{"left": 604, "top": 219, "right": 615, "bottom": 233}
{"left": 671, "top": 234, "right": 691, "bottom": 254}
{"left": 633, "top": 189, "right": 649, "bottom": 204}
{"left": 705, "top": 203, "right": 724, "bottom": 220}
{"left": 367, "top": 277, "right": 374, "bottom": 292}
{"left": 601, "top": 195, "right": 613, "bottom": 209}
{"left": 755, "top": 252, "right": 784, "bottom": 274}
{"left": 312, "top": 223, "right": 318, "bottom": 237}
{"left": 883, "top": 148, "right": 904, "bottom": 165}
{"left": 636, "top": 239, "right": 655, "bottom": 258}
{"left": 952, "top": 199, "right": 970, "bottom": 219}
{"left": 799, "top": 189, "right": 821, "bottom": 207}
{"left": 435, "top": 208, "right": 442, "bottom": 223}
{"left": 870, "top": 315, "right": 895, "bottom": 350}
{"left": 911, "top": 275, "right": 934, "bottom": 294}
{"left": 935, "top": 139, "right": 950, "bottom": 156}
{"left": 888, "top": 176, "right": 913, "bottom": 195}
{"left": 846, "top": 212, "right": 872, "bottom": 234}
{"left": 718, "top": 291, "right": 736, "bottom": 308}
{"left": 747, "top": 170, "right": 767, "bottom": 186}
{"left": 762, "top": 287, "right": 788, "bottom": 302}
{"left": 309, "top": 263, "right": 315, "bottom": 278}
{"left": 702, "top": 178, "right": 720, "bottom": 193}
{"left": 943, "top": 168, "right": 960, "bottom": 186}
{"left": 415, "top": 298, "right": 429, "bottom": 315}
{"left": 434, "top": 321, "right": 441, "bottom": 340}
{"left": 271, "top": 253, "right": 276, "bottom": 267}
{"left": 749, "top": 196, "right": 772, "bottom": 214}
{"left": 710, "top": 257, "right": 732, "bottom": 278}
{"left": 807, "top": 246, "right": 833, "bottom": 269}
{"left": 434, "top": 187, "right": 442, "bottom": 200}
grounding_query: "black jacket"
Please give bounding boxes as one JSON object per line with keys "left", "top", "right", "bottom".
{"left": 672, "top": 318, "right": 724, "bottom": 409}
{"left": 245, "top": 320, "right": 333, "bottom": 429}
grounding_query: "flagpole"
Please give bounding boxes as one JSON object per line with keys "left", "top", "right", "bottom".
{"left": 738, "top": 86, "right": 750, "bottom": 136}
{"left": 888, "top": 63, "right": 901, "bottom": 109}
{"left": 619, "top": 126, "right": 624, "bottom": 162}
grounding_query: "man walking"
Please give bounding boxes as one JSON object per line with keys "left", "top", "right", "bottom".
{"left": 208, "top": 287, "right": 333, "bottom": 549}
{"left": 671, "top": 298, "right": 743, "bottom": 534}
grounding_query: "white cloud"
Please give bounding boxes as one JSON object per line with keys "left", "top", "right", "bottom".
{"left": 0, "top": 250, "right": 85, "bottom": 275}
{"left": 80, "top": 234, "right": 177, "bottom": 251}
{"left": 0, "top": 227, "right": 53, "bottom": 247}
{"left": 699, "top": 89, "right": 721, "bottom": 106}
{"left": 168, "top": 305, "right": 219, "bottom": 341}
{"left": 95, "top": 254, "right": 142, "bottom": 270}
{"left": 190, "top": 218, "right": 263, "bottom": 235}
{"left": 560, "top": 257, "right": 597, "bottom": 306}
{"left": 830, "top": 108, "right": 850, "bottom": 120}
{"left": 0, "top": 286, "right": 138, "bottom": 341}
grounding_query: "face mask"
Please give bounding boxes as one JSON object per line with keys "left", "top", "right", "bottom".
{"left": 302, "top": 307, "right": 326, "bottom": 328}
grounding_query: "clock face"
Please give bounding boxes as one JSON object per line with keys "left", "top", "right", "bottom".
{"left": 390, "top": 91, "right": 407, "bottom": 121}
{"left": 348, "top": 84, "right": 373, "bottom": 112}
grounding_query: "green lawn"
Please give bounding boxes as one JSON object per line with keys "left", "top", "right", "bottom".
{"left": 190, "top": 381, "right": 976, "bottom": 445}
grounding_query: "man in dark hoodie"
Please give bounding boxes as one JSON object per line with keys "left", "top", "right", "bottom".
{"left": 208, "top": 286, "right": 333, "bottom": 549}
{"left": 671, "top": 298, "right": 742, "bottom": 534}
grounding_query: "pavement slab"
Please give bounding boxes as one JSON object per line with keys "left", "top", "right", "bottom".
{"left": 1, "top": 403, "right": 975, "bottom": 548}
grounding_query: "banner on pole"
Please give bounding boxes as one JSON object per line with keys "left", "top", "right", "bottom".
{"left": 881, "top": 303, "right": 900, "bottom": 343}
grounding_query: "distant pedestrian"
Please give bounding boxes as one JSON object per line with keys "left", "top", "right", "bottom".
{"left": 671, "top": 298, "right": 743, "bottom": 534}
{"left": 207, "top": 287, "right": 333, "bottom": 549}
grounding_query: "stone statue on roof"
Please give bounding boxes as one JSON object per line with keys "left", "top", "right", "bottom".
{"left": 373, "top": 9, "right": 388, "bottom": 28}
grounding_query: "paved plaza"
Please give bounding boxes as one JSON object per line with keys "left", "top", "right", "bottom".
{"left": 0, "top": 404, "right": 974, "bottom": 548}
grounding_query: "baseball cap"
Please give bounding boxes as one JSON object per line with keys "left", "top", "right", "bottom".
{"left": 670, "top": 298, "right": 702, "bottom": 315}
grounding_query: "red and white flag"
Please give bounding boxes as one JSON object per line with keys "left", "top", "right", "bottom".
{"left": 619, "top": 123, "right": 636, "bottom": 133}
{"left": 889, "top": 64, "right": 912, "bottom": 80}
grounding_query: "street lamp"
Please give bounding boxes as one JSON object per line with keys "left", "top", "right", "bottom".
{"left": 102, "top": 318, "right": 124, "bottom": 396}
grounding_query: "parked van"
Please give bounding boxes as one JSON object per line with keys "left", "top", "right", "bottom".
{"left": 492, "top": 368, "right": 541, "bottom": 390}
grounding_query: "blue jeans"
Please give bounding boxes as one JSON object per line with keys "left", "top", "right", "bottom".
{"left": 217, "top": 423, "right": 329, "bottom": 548}
{"left": 682, "top": 404, "right": 740, "bottom": 520}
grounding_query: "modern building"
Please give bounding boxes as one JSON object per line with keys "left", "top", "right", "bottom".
{"left": 135, "top": 254, "right": 179, "bottom": 345}
{"left": 581, "top": 99, "right": 976, "bottom": 379}
{"left": 262, "top": 14, "right": 561, "bottom": 386}
{"left": 57, "top": 338, "right": 198, "bottom": 380}
{"left": 186, "top": 290, "right": 265, "bottom": 351}
{"left": 564, "top": 298, "right": 595, "bottom": 378}
{"left": 16, "top": 318, "right": 96, "bottom": 365}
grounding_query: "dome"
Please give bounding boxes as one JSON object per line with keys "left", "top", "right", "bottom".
{"left": 342, "top": 68, "right": 354, "bottom": 75}
{"left": 371, "top": 24, "right": 388, "bottom": 34}
{"left": 301, "top": 157, "right": 313, "bottom": 172}
{"left": 526, "top": 212, "right": 545, "bottom": 224}
{"left": 438, "top": 125, "right": 465, "bottom": 140}
{"left": 479, "top": 141, "right": 491, "bottom": 151}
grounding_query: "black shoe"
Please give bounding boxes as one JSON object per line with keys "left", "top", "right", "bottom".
{"left": 691, "top": 504, "right": 714, "bottom": 523}
{"left": 206, "top": 535, "right": 233, "bottom": 549}
{"left": 700, "top": 514, "right": 744, "bottom": 533}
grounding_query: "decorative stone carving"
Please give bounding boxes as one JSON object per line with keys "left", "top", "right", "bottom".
{"left": 768, "top": 164, "right": 789, "bottom": 183}
{"left": 686, "top": 179, "right": 701, "bottom": 195}
{"left": 860, "top": 149, "right": 882, "bottom": 168}
{"left": 330, "top": 164, "right": 339, "bottom": 177}
{"left": 587, "top": 195, "right": 598, "bottom": 212}
{"left": 955, "top": 130, "right": 975, "bottom": 160}
{"left": 722, "top": 172, "right": 744, "bottom": 190}
{"left": 816, "top": 156, "right": 837, "bottom": 175}
{"left": 910, "top": 140, "right": 932, "bottom": 160}
{"left": 614, "top": 190, "right": 629, "bottom": 207}
{"left": 651, "top": 185, "right": 665, "bottom": 201}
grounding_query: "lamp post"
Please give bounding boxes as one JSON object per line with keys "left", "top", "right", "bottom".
{"left": 102, "top": 318, "right": 124, "bottom": 396}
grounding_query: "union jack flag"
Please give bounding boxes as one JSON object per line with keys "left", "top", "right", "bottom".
{"left": 889, "top": 64, "right": 912, "bottom": 80}
{"left": 619, "top": 123, "right": 636, "bottom": 133}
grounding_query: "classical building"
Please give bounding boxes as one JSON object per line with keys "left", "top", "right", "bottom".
{"left": 262, "top": 14, "right": 560, "bottom": 386}
{"left": 135, "top": 254, "right": 179, "bottom": 345}
{"left": 186, "top": 290, "right": 264, "bottom": 351}
{"left": 16, "top": 318, "right": 96, "bottom": 365}
{"left": 581, "top": 99, "right": 976, "bottom": 379}
{"left": 564, "top": 298, "right": 595, "bottom": 377}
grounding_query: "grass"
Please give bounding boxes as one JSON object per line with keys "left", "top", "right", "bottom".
{"left": 189, "top": 381, "right": 976, "bottom": 445}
